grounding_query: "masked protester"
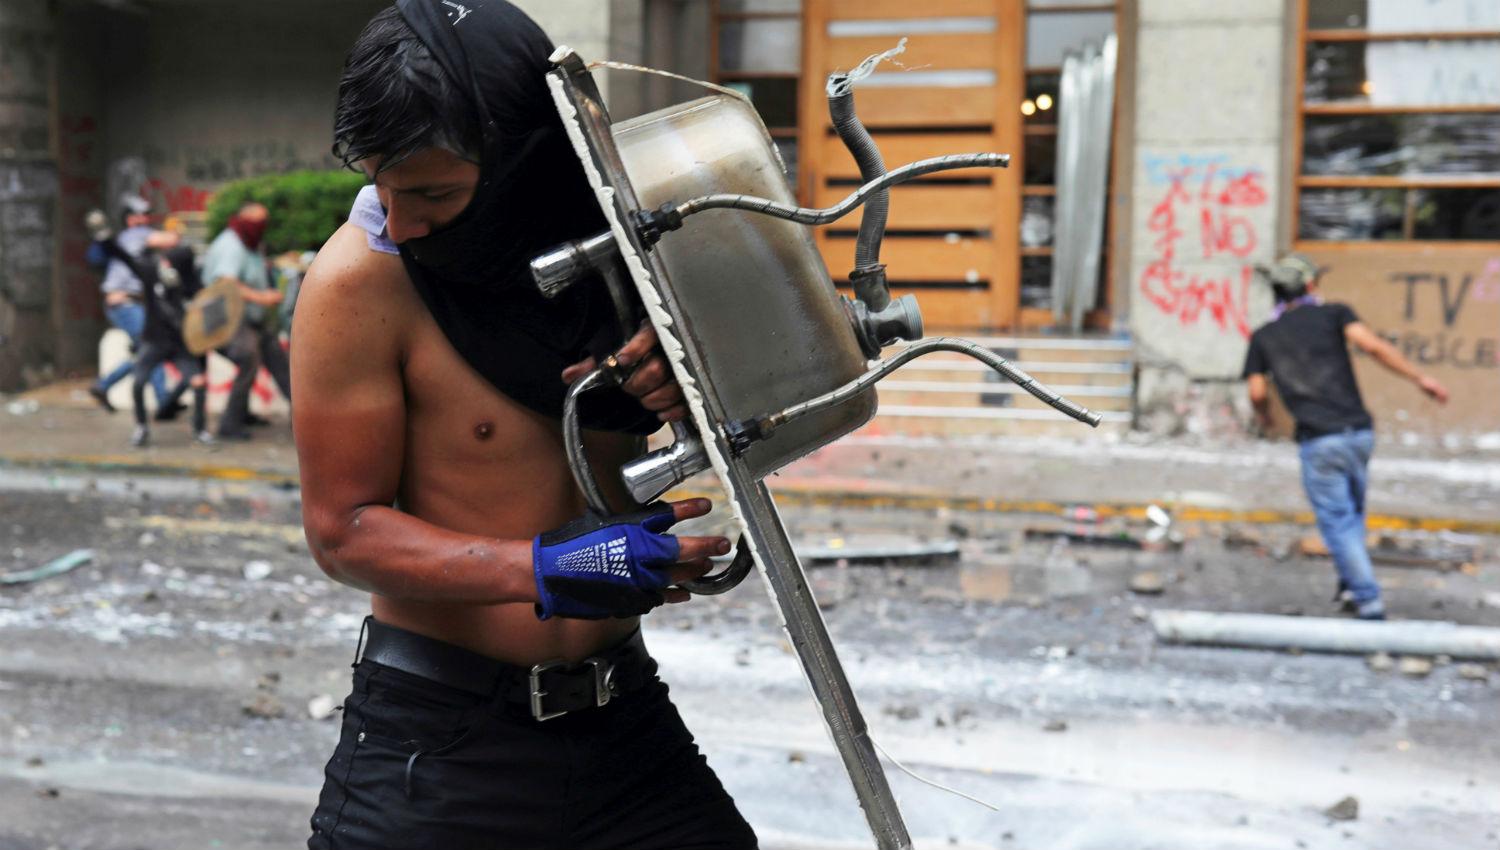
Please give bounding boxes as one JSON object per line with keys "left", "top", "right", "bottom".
{"left": 1244, "top": 254, "right": 1451, "bottom": 621}
{"left": 128, "top": 246, "right": 212, "bottom": 447}
{"left": 201, "top": 202, "right": 289, "bottom": 439}
{"left": 86, "top": 195, "right": 184, "bottom": 415}
{"left": 293, "top": 3, "right": 755, "bottom": 848}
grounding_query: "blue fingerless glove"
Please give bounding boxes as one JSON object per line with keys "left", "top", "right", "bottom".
{"left": 533, "top": 503, "right": 682, "bottom": 620}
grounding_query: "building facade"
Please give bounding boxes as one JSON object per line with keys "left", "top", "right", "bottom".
{"left": 2, "top": 0, "right": 1495, "bottom": 445}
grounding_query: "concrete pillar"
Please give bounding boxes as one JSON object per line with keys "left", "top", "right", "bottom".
{"left": 0, "top": 0, "right": 57, "bottom": 390}
{"left": 1126, "top": 0, "right": 1286, "bottom": 437}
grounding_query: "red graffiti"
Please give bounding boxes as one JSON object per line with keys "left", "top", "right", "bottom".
{"left": 141, "top": 177, "right": 212, "bottom": 213}
{"left": 1139, "top": 165, "right": 1266, "bottom": 339}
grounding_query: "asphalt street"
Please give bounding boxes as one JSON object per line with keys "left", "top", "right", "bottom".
{"left": 1, "top": 467, "right": 1498, "bottom": 849}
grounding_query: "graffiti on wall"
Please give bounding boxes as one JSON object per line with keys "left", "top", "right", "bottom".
{"left": 0, "top": 162, "right": 57, "bottom": 313}
{"left": 1137, "top": 154, "right": 1268, "bottom": 339}
{"left": 113, "top": 140, "right": 335, "bottom": 215}
{"left": 1371, "top": 259, "right": 1500, "bottom": 370}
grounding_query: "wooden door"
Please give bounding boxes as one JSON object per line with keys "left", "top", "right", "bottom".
{"left": 799, "top": 0, "right": 1024, "bottom": 331}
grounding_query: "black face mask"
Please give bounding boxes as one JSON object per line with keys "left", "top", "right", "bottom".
{"left": 394, "top": 0, "right": 655, "bottom": 434}
{"left": 401, "top": 131, "right": 541, "bottom": 291}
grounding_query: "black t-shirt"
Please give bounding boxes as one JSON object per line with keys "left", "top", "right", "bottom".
{"left": 1242, "top": 302, "right": 1373, "bottom": 441}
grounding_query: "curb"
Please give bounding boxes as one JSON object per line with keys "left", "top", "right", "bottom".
{"left": 0, "top": 454, "right": 298, "bottom": 486}
{"left": 5, "top": 454, "right": 1497, "bottom": 536}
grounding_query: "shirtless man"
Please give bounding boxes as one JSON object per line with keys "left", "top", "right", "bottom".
{"left": 295, "top": 3, "right": 757, "bottom": 847}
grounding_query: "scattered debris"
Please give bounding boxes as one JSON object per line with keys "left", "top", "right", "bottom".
{"left": 1026, "top": 528, "right": 1142, "bottom": 550}
{"left": 1142, "top": 505, "right": 1183, "bottom": 547}
{"left": 1130, "top": 605, "right": 1150, "bottom": 622}
{"left": 1398, "top": 657, "right": 1434, "bottom": 678}
{"left": 799, "top": 538, "right": 959, "bottom": 566}
{"left": 1128, "top": 571, "right": 1166, "bottom": 595}
{"left": 35, "top": 786, "right": 60, "bottom": 799}
{"left": 1457, "top": 663, "right": 1490, "bottom": 682}
{"left": 6, "top": 399, "right": 40, "bottom": 416}
{"left": 24, "top": 756, "right": 44, "bottom": 768}
{"left": 1300, "top": 533, "right": 1478, "bottom": 571}
{"left": 1064, "top": 506, "right": 1099, "bottom": 523}
{"left": 1367, "top": 652, "right": 1394, "bottom": 672}
{"left": 242, "top": 560, "right": 274, "bottom": 581}
{"left": 1222, "top": 528, "right": 1264, "bottom": 552}
{"left": 307, "top": 694, "right": 339, "bottom": 721}
{"left": 1042, "top": 719, "right": 1068, "bottom": 733}
{"left": 1297, "top": 536, "right": 1330, "bottom": 558}
{"left": 1323, "top": 795, "right": 1359, "bottom": 821}
{"left": 256, "top": 671, "right": 282, "bottom": 691}
{"left": 243, "top": 693, "right": 286, "bottom": 719}
{"left": 0, "top": 549, "right": 94, "bottom": 586}
{"left": 787, "top": 751, "right": 806, "bottom": 764}
{"left": 1369, "top": 534, "right": 1477, "bottom": 572}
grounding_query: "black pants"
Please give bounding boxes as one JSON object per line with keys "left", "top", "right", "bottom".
{"left": 219, "top": 325, "right": 291, "bottom": 436}
{"left": 132, "top": 341, "right": 205, "bottom": 432}
{"left": 308, "top": 636, "right": 757, "bottom": 849}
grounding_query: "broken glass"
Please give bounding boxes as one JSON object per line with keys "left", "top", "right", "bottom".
{"left": 1303, "top": 113, "right": 1500, "bottom": 176}
{"left": 1298, "top": 188, "right": 1405, "bottom": 241}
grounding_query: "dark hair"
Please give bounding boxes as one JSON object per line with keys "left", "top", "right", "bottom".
{"left": 332, "top": 5, "right": 480, "bottom": 171}
{"left": 1271, "top": 281, "right": 1308, "bottom": 305}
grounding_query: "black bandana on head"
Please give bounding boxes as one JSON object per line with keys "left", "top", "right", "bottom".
{"left": 394, "top": 0, "right": 655, "bottom": 434}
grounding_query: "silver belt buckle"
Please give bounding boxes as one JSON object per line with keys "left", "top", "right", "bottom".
{"left": 529, "top": 657, "right": 617, "bottom": 722}
{"left": 586, "top": 657, "right": 617, "bottom": 708}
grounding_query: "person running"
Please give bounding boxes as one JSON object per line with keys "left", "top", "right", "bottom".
{"left": 1244, "top": 253, "right": 1450, "bottom": 620}
{"left": 86, "top": 196, "right": 182, "bottom": 415}
{"left": 127, "top": 246, "right": 212, "bottom": 448}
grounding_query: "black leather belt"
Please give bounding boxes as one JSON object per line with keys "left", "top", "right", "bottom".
{"left": 357, "top": 617, "right": 655, "bottom": 722}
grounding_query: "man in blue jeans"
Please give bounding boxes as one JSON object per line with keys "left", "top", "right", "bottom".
{"left": 87, "top": 196, "right": 181, "bottom": 413}
{"left": 1243, "top": 254, "right": 1449, "bottom": 620}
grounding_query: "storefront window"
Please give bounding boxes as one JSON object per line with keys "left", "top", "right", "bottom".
{"left": 1296, "top": 0, "right": 1500, "bottom": 242}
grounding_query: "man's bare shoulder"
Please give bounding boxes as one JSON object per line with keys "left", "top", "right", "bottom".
{"left": 298, "top": 222, "right": 416, "bottom": 327}
{"left": 293, "top": 222, "right": 417, "bottom": 368}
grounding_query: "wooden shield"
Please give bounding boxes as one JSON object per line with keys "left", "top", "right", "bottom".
{"left": 182, "top": 276, "right": 245, "bottom": 355}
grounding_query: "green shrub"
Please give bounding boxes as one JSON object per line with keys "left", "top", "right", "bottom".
{"left": 204, "top": 170, "right": 368, "bottom": 254}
